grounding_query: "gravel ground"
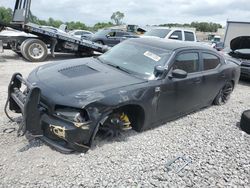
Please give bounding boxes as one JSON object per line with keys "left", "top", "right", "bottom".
{"left": 0, "top": 50, "right": 250, "bottom": 187}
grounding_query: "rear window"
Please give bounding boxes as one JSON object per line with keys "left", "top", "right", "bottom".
{"left": 184, "top": 31, "right": 195, "bottom": 41}
{"left": 144, "top": 29, "right": 171, "bottom": 38}
{"left": 203, "top": 53, "right": 220, "bottom": 70}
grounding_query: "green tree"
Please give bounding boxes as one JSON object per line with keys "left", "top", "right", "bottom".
{"left": 0, "top": 7, "right": 13, "bottom": 23}
{"left": 190, "top": 22, "right": 222, "bottom": 32}
{"left": 111, "top": 11, "right": 124, "bottom": 25}
{"left": 93, "top": 22, "right": 114, "bottom": 31}
{"left": 65, "top": 21, "right": 88, "bottom": 30}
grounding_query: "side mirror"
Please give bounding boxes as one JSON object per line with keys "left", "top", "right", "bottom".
{"left": 106, "top": 34, "right": 111, "bottom": 38}
{"left": 154, "top": 65, "right": 166, "bottom": 78}
{"left": 169, "top": 35, "right": 179, "bottom": 40}
{"left": 170, "top": 69, "right": 187, "bottom": 79}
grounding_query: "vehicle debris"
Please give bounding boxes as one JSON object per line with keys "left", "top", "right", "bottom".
{"left": 3, "top": 128, "right": 16, "bottom": 134}
{"left": 165, "top": 155, "right": 192, "bottom": 174}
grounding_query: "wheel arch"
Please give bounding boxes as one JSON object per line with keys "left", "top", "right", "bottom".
{"left": 112, "top": 104, "right": 146, "bottom": 132}
{"left": 230, "top": 79, "right": 235, "bottom": 89}
{"left": 88, "top": 103, "right": 146, "bottom": 146}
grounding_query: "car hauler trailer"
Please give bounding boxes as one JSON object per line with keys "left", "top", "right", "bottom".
{"left": 0, "top": 0, "right": 109, "bottom": 62}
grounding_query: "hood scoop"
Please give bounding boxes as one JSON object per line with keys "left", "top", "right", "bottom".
{"left": 58, "top": 64, "right": 98, "bottom": 78}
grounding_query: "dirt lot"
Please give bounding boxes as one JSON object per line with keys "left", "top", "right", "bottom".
{"left": 0, "top": 50, "right": 250, "bottom": 187}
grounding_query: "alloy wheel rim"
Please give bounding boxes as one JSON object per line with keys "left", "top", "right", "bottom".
{"left": 220, "top": 83, "right": 233, "bottom": 104}
{"left": 28, "top": 43, "right": 44, "bottom": 59}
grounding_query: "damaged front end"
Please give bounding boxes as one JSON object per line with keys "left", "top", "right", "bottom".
{"left": 5, "top": 73, "right": 93, "bottom": 153}
{"left": 229, "top": 36, "right": 250, "bottom": 78}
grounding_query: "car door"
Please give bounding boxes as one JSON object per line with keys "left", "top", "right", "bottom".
{"left": 105, "top": 31, "right": 118, "bottom": 46}
{"left": 199, "top": 52, "right": 226, "bottom": 105}
{"left": 156, "top": 51, "right": 204, "bottom": 122}
{"left": 184, "top": 31, "right": 195, "bottom": 42}
{"left": 169, "top": 30, "right": 183, "bottom": 41}
{"left": 113, "top": 31, "right": 127, "bottom": 44}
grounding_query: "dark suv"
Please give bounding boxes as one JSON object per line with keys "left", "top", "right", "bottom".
{"left": 90, "top": 29, "right": 137, "bottom": 47}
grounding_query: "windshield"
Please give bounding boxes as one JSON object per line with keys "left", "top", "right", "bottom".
{"left": 94, "top": 29, "right": 109, "bottom": 37}
{"left": 144, "top": 29, "right": 171, "bottom": 38}
{"left": 98, "top": 40, "right": 172, "bottom": 79}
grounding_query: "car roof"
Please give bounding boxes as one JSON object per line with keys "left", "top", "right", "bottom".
{"left": 147, "top": 27, "right": 194, "bottom": 33}
{"left": 128, "top": 37, "right": 216, "bottom": 51}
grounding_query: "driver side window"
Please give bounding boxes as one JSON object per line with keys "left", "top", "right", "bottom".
{"left": 173, "top": 52, "right": 199, "bottom": 73}
{"left": 108, "top": 32, "right": 116, "bottom": 37}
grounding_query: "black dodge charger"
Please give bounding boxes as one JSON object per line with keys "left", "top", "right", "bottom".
{"left": 6, "top": 38, "right": 240, "bottom": 153}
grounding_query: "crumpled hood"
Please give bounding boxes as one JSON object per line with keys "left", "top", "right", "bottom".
{"left": 29, "top": 58, "right": 145, "bottom": 97}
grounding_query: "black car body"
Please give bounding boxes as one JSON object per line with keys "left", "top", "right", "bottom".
{"left": 6, "top": 38, "right": 240, "bottom": 153}
{"left": 90, "top": 29, "right": 138, "bottom": 47}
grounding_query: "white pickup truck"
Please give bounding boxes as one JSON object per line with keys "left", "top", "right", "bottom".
{"left": 143, "top": 27, "right": 197, "bottom": 42}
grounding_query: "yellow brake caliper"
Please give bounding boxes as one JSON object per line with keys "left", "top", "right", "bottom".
{"left": 120, "top": 113, "right": 131, "bottom": 129}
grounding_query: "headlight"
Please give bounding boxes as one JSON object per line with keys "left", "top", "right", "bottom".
{"left": 55, "top": 107, "right": 89, "bottom": 123}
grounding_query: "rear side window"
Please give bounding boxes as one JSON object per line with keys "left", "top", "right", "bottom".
{"left": 74, "top": 31, "right": 82, "bottom": 35}
{"left": 116, "top": 32, "right": 126, "bottom": 37}
{"left": 173, "top": 53, "right": 199, "bottom": 73}
{"left": 203, "top": 53, "right": 220, "bottom": 70}
{"left": 184, "top": 31, "right": 195, "bottom": 41}
{"left": 170, "top": 31, "right": 182, "bottom": 40}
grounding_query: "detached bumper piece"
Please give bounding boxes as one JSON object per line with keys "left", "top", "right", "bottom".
{"left": 7, "top": 73, "right": 90, "bottom": 153}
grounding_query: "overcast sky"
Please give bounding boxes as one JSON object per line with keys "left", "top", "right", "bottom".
{"left": 1, "top": 0, "right": 249, "bottom": 26}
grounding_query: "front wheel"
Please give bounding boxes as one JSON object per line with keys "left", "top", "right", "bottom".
{"left": 213, "top": 82, "right": 234, "bottom": 105}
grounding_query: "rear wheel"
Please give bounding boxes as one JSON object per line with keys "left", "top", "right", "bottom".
{"left": 21, "top": 39, "right": 48, "bottom": 62}
{"left": 214, "top": 82, "right": 234, "bottom": 105}
{"left": 95, "top": 40, "right": 104, "bottom": 45}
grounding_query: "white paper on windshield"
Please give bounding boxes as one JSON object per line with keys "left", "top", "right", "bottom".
{"left": 144, "top": 51, "right": 161, "bottom": 62}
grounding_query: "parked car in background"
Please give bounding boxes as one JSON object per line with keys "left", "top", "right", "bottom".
{"left": 225, "top": 36, "right": 250, "bottom": 79}
{"left": 90, "top": 29, "right": 138, "bottom": 46}
{"left": 69, "top": 30, "right": 93, "bottom": 39}
{"left": 6, "top": 38, "right": 240, "bottom": 153}
{"left": 222, "top": 21, "right": 250, "bottom": 79}
{"left": 212, "top": 42, "right": 224, "bottom": 51}
{"left": 143, "top": 27, "right": 197, "bottom": 42}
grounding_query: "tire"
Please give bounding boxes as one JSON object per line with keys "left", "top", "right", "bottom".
{"left": 20, "top": 39, "right": 30, "bottom": 60}
{"left": 20, "top": 39, "right": 48, "bottom": 62}
{"left": 213, "top": 81, "right": 234, "bottom": 105}
{"left": 240, "top": 110, "right": 250, "bottom": 134}
{"left": 95, "top": 40, "right": 104, "bottom": 45}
